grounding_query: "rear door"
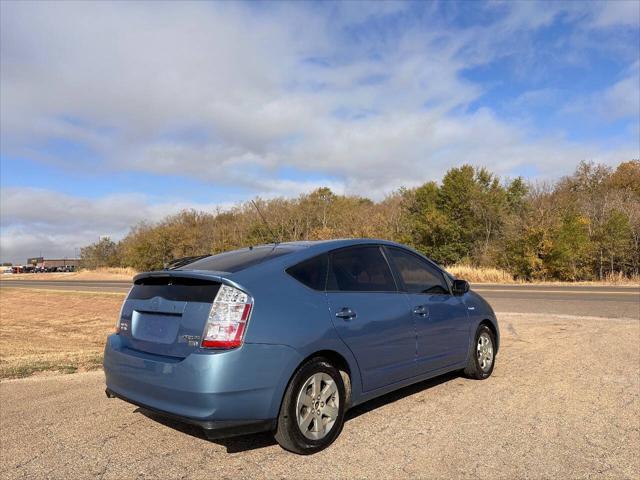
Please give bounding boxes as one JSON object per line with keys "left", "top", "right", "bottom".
{"left": 385, "top": 247, "right": 470, "bottom": 374}
{"left": 118, "top": 275, "right": 221, "bottom": 358}
{"left": 326, "top": 246, "right": 415, "bottom": 392}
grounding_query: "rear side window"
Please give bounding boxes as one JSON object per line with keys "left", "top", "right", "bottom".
{"left": 328, "top": 246, "right": 396, "bottom": 292}
{"left": 386, "top": 247, "right": 450, "bottom": 294}
{"left": 178, "top": 246, "right": 294, "bottom": 273}
{"left": 286, "top": 254, "right": 328, "bottom": 291}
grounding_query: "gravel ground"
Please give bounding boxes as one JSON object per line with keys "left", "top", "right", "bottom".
{"left": 1, "top": 312, "right": 638, "bottom": 479}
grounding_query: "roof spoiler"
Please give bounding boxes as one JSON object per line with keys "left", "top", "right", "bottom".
{"left": 133, "top": 270, "right": 228, "bottom": 284}
{"left": 132, "top": 270, "right": 249, "bottom": 294}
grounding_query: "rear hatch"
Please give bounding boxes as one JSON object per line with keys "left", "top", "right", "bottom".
{"left": 118, "top": 272, "right": 223, "bottom": 358}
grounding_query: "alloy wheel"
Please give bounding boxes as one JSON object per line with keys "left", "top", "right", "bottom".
{"left": 477, "top": 332, "right": 494, "bottom": 372}
{"left": 295, "top": 372, "right": 340, "bottom": 440}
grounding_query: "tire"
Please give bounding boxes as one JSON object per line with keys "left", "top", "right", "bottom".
{"left": 274, "top": 357, "right": 346, "bottom": 454}
{"left": 464, "top": 324, "right": 496, "bottom": 380}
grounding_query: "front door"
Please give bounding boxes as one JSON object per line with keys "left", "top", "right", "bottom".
{"left": 385, "top": 247, "right": 470, "bottom": 374}
{"left": 326, "top": 246, "right": 416, "bottom": 392}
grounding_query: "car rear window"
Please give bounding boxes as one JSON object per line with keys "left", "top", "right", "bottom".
{"left": 130, "top": 277, "right": 221, "bottom": 302}
{"left": 177, "top": 245, "right": 295, "bottom": 273}
{"left": 286, "top": 254, "right": 328, "bottom": 290}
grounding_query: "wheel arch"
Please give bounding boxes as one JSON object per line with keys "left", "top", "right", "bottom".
{"left": 277, "top": 349, "right": 356, "bottom": 418}
{"left": 311, "top": 350, "right": 353, "bottom": 408}
{"left": 479, "top": 318, "right": 499, "bottom": 353}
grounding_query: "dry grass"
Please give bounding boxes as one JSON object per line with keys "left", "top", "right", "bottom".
{"left": 446, "top": 265, "right": 515, "bottom": 283}
{"left": 446, "top": 264, "right": 640, "bottom": 286}
{"left": 2, "top": 267, "right": 137, "bottom": 282}
{"left": 0, "top": 288, "right": 125, "bottom": 379}
{"left": 601, "top": 271, "right": 640, "bottom": 285}
{"left": 75, "top": 267, "right": 138, "bottom": 280}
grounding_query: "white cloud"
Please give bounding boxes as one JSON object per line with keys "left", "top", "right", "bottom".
{"left": 0, "top": 188, "right": 227, "bottom": 263}
{"left": 0, "top": 181, "right": 350, "bottom": 263}
{"left": 559, "top": 62, "right": 640, "bottom": 122}
{"left": 600, "top": 68, "right": 640, "bottom": 120}
{"left": 2, "top": 1, "right": 636, "bottom": 192}
{"left": 589, "top": 1, "right": 640, "bottom": 28}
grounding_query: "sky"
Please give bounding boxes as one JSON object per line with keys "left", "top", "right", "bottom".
{"left": 1, "top": 0, "right": 639, "bottom": 264}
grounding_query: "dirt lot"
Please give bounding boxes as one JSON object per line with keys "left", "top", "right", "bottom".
{"left": 0, "top": 289, "right": 123, "bottom": 378}
{"left": 0, "top": 310, "right": 638, "bottom": 479}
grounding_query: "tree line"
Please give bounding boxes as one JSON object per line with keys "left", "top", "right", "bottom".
{"left": 81, "top": 160, "right": 640, "bottom": 281}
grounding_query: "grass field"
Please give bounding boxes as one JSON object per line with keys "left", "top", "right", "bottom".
{"left": 0, "top": 288, "right": 124, "bottom": 379}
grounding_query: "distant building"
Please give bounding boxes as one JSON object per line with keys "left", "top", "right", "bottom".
{"left": 27, "top": 257, "right": 80, "bottom": 269}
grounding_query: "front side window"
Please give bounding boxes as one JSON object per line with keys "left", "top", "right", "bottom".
{"left": 328, "top": 246, "right": 396, "bottom": 292}
{"left": 386, "top": 247, "right": 450, "bottom": 295}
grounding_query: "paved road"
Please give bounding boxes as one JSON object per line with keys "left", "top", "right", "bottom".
{"left": 473, "top": 284, "right": 639, "bottom": 319}
{"left": 2, "top": 278, "right": 637, "bottom": 318}
{"left": 1, "top": 312, "right": 638, "bottom": 479}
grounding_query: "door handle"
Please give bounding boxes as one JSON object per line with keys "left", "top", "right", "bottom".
{"left": 412, "top": 305, "right": 429, "bottom": 317}
{"left": 335, "top": 307, "right": 357, "bottom": 320}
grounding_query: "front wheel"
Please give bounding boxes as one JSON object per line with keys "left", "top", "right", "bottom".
{"left": 274, "top": 358, "right": 346, "bottom": 454}
{"left": 464, "top": 324, "right": 496, "bottom": 380}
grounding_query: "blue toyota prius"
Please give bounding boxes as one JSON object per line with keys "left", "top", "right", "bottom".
{"left": 104, "top": 239, "right": 499, "bottom": 454}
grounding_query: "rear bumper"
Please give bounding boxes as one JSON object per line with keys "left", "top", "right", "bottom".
{"left": 103, "top": 334, "right": 302, "bottom": 425}
{"left": 105, "top": 388, "right": 275, "bottom": 438}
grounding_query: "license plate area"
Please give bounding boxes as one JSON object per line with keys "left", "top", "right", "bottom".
{"left": 132, "top": 311, "right": 182, "bottom": 344}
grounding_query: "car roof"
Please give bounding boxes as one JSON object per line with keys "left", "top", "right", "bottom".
{"left": 177, "top": 238, "right": 407, "bottom": 276}
{"left": 178, "top": 238, "right": 414, "bottom": 277}
{"left": 274, "top": 238, "right": 405, "bottom": 252}
{"left": 243, "top": 238, "right": 412, "bottom": 260}
{"left": 240, "top": 238, "right": 419, "bottom": 273}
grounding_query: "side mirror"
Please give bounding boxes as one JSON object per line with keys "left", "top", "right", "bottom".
{"left": 452, "top": 279, "right": 470, "bottom": 295}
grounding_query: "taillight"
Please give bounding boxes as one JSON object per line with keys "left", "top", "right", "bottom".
{"left": 115, "top": 287, "right": 132, "bottom": 333}
{"left": 201, "top": 284, "right": 253, "bottom": 349}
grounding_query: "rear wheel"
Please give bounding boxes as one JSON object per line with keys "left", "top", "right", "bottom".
{"left": 274, "top": 358, "right": 346, "bottom": 454}
{"left": 464, "top": 324, "right": 496, "bottom": 380}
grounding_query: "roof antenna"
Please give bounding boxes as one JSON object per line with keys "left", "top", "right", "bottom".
{"left": 250, "top": 199, "right": 280, "bottom": 246}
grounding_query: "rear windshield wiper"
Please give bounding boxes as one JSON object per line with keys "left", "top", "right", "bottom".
{"left": 165, "top": 254, "right": 211, "bottom": 270}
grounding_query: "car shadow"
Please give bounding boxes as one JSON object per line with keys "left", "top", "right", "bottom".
{"left": 344, "top": 371, "right": 460, "bottom": 422}
{"left": 134, "top": 409, "right": 279, "bottom": 452}
{"left": 135, "top": 370, "right": 461, "bottom": 454}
